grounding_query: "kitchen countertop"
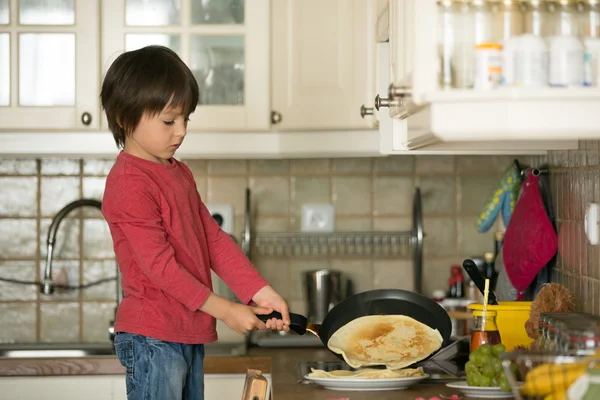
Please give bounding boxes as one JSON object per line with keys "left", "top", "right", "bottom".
{"left": 0, "top": 346, "right": 453, "bottom": 399}
{"left": 247, "top": 347, "right": 455, "bottom": 400}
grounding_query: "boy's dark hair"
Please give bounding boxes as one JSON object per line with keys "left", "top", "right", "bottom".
{"left": 100, "top": 45, "right": 199, "bottom": 148}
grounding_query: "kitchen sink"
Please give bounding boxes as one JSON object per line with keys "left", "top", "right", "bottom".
{"left": 0, "top": 342, "right": 247, "bottom": 359}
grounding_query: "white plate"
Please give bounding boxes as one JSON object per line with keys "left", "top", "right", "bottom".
{"left": 304, "top": 374, "right": 430, "bottom": 391}
{"left": 446, "top": 381, "right": 517, "bottom": 398}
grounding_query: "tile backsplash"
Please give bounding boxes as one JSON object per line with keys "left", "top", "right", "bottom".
{"left": 549, "top": 141, "right": 600, "bottom": 316}
{"left": 0, "top": 155, "right": 540, "bottom": 343}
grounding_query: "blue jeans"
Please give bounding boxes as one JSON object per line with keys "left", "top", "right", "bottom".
{"left": 114, "top": 332, "right": 205, "bottom": 400}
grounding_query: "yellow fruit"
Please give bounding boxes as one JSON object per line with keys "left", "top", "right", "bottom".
{"left": 544, "top": 391, "right": 567, "bottom": 400}
{"left": 521, "top": 365, "right": 586, "bottom": 396}
{"left": 526, "top": 363, "right": 586, "bottom": 383}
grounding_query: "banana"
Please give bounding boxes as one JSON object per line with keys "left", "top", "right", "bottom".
{"left": 543, "top": 391, "right": 567, "bottom": 400}
{"left": 526, "top": 363, "right": 587, "bottom": 383}
{"left": 521, "top": 365, "right": 586, "bottom": 396}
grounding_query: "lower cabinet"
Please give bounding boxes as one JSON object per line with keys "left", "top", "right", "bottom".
{"left": 0, "top": 373, "right": 271, "bottom": 400}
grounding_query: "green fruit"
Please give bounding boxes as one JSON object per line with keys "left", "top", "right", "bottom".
{"left": 499, "top": 379, "right": 511, "bottom": 392}
{"left": 479, "top": 344, "right": 492, "bottom": 356}
{"left": 479, "top": 375, "right": 492, "bottom": 387}
{"left": 492, "top": 358, "right": 503, "bottom": 373}
{"left": 466, "top": 373, "right": 476, "bottom": 386}
{"left": 491, "top": 376, "right": 499, "bottom": 387}
{"left": 492, "top": 343, "right": 507, "bottom": 357}
{"left": 465, "top": 361, "right": 477, "bottom": 374}
{"left": 482, "top": 363, "right": 495, "bottom": 377}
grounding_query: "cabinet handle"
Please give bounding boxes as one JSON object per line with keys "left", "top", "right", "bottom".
{"left": 374, "top": 94, "right": 399, "bottom": 111}
{"left": 81, "top": 112, "right": 92, "bottom": 126}
{"left": 360, "top": 105, "right": 374, "bottom": 118}
{"left": 271, "top": 110, "right": 282, "bottom": 125}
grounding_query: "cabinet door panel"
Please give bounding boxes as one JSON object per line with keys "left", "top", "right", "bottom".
{"left": 0, "top": 0, "right": 99, "bottom": 130}
{"left": 271, "top": 0, "right": 373, "bottom": 130}
{"left": 102, "top": 0, "right": 269, "bottom": 131}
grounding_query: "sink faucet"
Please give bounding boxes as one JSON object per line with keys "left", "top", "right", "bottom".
{"left": 41, "top": 198, "right": 122, "bottom": 341}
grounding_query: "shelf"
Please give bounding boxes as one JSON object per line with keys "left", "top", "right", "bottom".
{"left": 399, "top": 88, "right": 600, "bottom": 142}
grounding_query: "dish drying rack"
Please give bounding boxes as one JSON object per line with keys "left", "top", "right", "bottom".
{"left": 239, "top": 188, "right": 424, "bottom": 294}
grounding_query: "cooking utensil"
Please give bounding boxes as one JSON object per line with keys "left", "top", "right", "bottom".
{"left": 257, "top": 289, "right": 452, "bottom": 362}
{"left": 462, "top": 259, "right": 498, "bottom": 305}
{"left": 303, "top": 269, "right": 352, "bottom": 325}
{"left": 494, "top": 250, "right": 518, "bottom": 301}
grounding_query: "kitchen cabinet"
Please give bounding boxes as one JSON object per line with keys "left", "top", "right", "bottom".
{"left": 374, "top": 0, "right": 588, "bottom": 151}
{"left": 101, "top": 0, "right": 270, "bottom": 131}
{"left": 0, "top": 373, "right": 272, "bottom": 399}
{"left": 270, "top": 0, "right": 375, "bottom": 130}
{"left": 0, "top": 0, "right": 99, "bottom": 130}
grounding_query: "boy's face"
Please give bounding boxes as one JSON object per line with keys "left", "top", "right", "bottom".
{"left": 124, "top": 105, "right": 188, "bottom": 164}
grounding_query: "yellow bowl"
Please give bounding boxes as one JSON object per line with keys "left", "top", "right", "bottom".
{"left": 467, "top": 301, "right": 533, "bottom": 351}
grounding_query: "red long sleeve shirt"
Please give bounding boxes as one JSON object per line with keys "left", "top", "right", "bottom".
{"left": 101, "top": 152, "right": 269, "bottom": 344}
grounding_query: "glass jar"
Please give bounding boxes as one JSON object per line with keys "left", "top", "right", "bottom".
{"left": 496, "top": 0, "right": 525, "bottom": 41}
{"left": 454, "top": 0, "right": 475, "bottom": 88}
{"left": 438, "top": 0, "right": 457, "bottom": 89}
{"left": 471, "top": 310, "right": 502, "bottom": 351}
{"left": 473, "top": 0, "right": 499, "bottom": 44}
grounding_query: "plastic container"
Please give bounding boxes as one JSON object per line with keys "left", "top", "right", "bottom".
{"left": 468, "top": 301, "right": 532, "bottom": 351}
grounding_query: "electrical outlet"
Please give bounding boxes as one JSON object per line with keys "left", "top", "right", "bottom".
{"left": 205, "top": 203, "right": 234, "bottom": 235}
{"left": 301, "top": 204, "right": 335, "bottom": 233}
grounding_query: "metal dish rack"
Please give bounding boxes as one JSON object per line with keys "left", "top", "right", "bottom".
{"left": 240, "top": 187, "right": 424, "bottom": 294}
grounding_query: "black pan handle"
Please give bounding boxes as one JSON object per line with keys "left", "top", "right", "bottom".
{"left": 256, "top": 311, "right": 308, "bottom": 335}
{"left": 463, "top": 259, "right": 498, "bottom": 305}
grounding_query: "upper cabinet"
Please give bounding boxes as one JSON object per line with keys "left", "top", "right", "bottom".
{"left": 0, "top": 0, "right": 99, "bottom": 130}
{"left": 270, "top": 0, "right": 375, "bottom": 130}
{"left": 101, "top": 0, "right": 270, "bottom": 131}
{"left": 376, "top": 0, "right": 597, "bottom": 150}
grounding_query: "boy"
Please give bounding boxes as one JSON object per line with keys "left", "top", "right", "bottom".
{"left": 100, "top": 45, "right": 290, "bottom": 400}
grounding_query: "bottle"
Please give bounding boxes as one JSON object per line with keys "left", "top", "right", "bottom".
{"left": 494, "top": 231, "right": 505, "bottom": 259}
{"left": 470, "top": 310, "right": 502, "bottom": 351}
{"left": 515, "top": 0, "right": 549, "bottom": 87}
{"left": 483, "top": 252, "right": 497, "bottom": 289}
{"left": 583, "top": 0, "right": 600, "bottom": 86}
{"left": 547, "top": 0, "right": 585, "bottom": 87}
{"left": 499, "top": 0, "right": 524, "bottom": 86}
{"left": 433, "top": 289, "right": 446, "bottom": 303}
{"left": 448, "top": 275, "right": 457, "bottom": 298}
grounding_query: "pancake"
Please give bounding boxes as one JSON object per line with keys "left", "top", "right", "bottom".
{"left": 307, "top": 366, "right": 425, "bottom": 379}
{"left": 326, "top": 315, "right": 443, "bottom": 370}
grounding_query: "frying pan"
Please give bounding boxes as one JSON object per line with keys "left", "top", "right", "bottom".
{"left": 257, "top": 289, "right": 452, "bottom": 363}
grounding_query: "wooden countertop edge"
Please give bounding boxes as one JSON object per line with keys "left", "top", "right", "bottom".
{"left": 0, "top": 356, "right": 271, "bottom": 377}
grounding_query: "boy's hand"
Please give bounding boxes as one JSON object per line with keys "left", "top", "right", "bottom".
{"left": 252, "top": 285, "right": 290, "bottom": 332}
{"left": 222, "top": 303, "right": 270, "bottom": 335}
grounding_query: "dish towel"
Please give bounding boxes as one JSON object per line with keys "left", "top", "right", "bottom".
{"left": 476, "top": 165, "right": 521, "bottom": 233}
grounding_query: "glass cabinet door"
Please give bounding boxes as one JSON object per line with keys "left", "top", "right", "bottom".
{"left": 102, "top": 0, "right": 269, "bottom": 131}
{"left": 0, "top": 0, "right": 99, "bottom": 130}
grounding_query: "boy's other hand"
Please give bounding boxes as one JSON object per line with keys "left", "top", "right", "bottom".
{"left": 252, "top": 285, "right": 290, "bottom": 332}
{"left": 222, "top": 303, "right": 270, "bottom": 335}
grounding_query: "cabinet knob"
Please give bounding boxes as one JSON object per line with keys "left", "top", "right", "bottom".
{"left": 81, "top": 112, "right": 92, "bottom": 126}
{"left": 271, "top": 110, "right": 282, "bottom": 125}
{"left": 360, "top": 105, "right": 374, "bottom": 118}
{"left": 374, "top": 94, "right": 398, "bottom": 111}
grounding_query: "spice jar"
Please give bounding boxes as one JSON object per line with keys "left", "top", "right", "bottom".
{"left": 583, "top": 0, "right": 600, "bottom": 85}
{"left": 547, "top": 0, "right": 585, "bottom": 87}
{"left": 471, "top": 309, "right": 502, "bottom": 351}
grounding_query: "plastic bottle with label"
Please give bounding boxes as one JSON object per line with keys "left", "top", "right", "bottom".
{"left": 583, "top": 0, "right": 600, "bottom": 86}
{"left": 514, "top": 0, "right": 549, "bottom": 87}
{"left": 547, "top": 0, "right": 585, "bottom": 87}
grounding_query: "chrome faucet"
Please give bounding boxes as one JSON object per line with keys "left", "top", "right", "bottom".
{"left": 41, "top": 198, "right": 122, "bottom": 341}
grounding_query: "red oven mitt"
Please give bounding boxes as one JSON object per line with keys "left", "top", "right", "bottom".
{"left": 502, "top": 170, "right": 557, "bottom": 296}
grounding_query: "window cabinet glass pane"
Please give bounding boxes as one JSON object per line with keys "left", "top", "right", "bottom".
{"left": 125, "top": 34, "right": 181, "bottom": 55}
{"left": 126, "top": 0, "right": 180, "bottom": 26}
{"left": 19, "top": 33, "right": 75, "bottom": 106}
{"left": 0, "top": 0, "right": 8, "bottom": 24}
{"left": 191, "top": 0, "right": 244, "bottom": 25}
{"left": 0, "top": 33, "right": 8, "bottom": 105}
{"left": 190, "top": 35, "right": 244, "bottom": 105}
{"left": 19, "top": 0, "right": 75, "bottom": 25}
